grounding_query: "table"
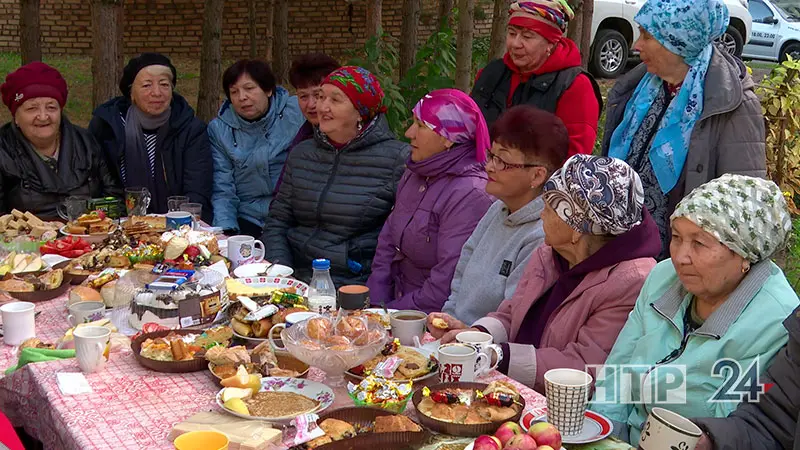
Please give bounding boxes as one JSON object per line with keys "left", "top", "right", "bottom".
{"left": 0, "top": 292, "right": 549, "bottom": 450}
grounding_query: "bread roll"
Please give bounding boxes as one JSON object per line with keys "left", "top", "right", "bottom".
{"left": 68, "top": 286, "right": 103, "bottom": 306}
{"left": 252, "top": 318, "right": 272, "bottom": 338}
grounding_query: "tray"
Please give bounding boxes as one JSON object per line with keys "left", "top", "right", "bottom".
{"left": 313, "top": 406, "right": 430, "bottom": 450}
{"left": 130, "top": 328, "right": 210, "bottom": 373}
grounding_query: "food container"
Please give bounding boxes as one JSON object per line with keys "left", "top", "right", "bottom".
{"left": 131, "top": 328, "right": 209, "bottom": 373}
{"left": 208, "top": 350, "right": 310, "bottom": 384}
{"left": 411, "top": 382, "right": 526, "bottom": 437}
{"left": 313, "top": 406, "right": 429, "bottom": 450}
{"left": 348, "top": 390, "right": 411, "bottom": 414}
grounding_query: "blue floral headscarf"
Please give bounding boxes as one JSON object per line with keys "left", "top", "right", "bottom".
{"left": 608, "top": 0, "right": 730, "bottom": 194}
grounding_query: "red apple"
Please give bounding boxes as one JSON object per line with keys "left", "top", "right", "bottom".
{"left": 494, "top": 421, "right": 523, "bottom": 446}
{"left": 535, "top": 446, "right": 555, "bottom": 450}
{"left": 504, "top": 434, "right": 538, "bottom": 450}
{"left": 527, "top": 422, "right": 562, "bottom": 449}
{"left": 473, "top": 435, "right": 502, "bottom": 450}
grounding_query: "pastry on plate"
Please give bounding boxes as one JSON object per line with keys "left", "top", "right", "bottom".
{"left": 319, "top": 418, "right": 356, "bottom": 440}
{"left": 373, "top": 415, "right": 421, "bottom": 433}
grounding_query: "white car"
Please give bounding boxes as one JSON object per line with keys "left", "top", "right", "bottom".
{"left": 742, "top": 0, "right": 800, "bottom": 62}
{"left": 588, "top": 0, "right": 753, "bottom": 78}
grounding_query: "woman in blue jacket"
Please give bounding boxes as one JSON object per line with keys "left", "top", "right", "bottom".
{"left": 209, "top": 59, "right": 304, "bottom": 236}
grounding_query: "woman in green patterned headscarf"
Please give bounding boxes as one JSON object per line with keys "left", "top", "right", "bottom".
{"left": 591, "top": 174, "right": 799, "bottom": 445}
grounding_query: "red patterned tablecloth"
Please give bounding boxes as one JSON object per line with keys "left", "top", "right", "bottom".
{"left": 0, "top": 294, "right": 547, "bottom": 450}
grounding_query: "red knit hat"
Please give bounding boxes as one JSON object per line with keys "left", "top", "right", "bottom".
{"left": 322, "top": 66, "right": 386, "bottom": 123}
{"left": 1, "top": 62, "right": 68, "bottom": 116}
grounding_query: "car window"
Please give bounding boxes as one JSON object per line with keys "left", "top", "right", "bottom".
{"left": 772, "top": 0, "right": 800, "bottom": 21}
{"left": 750, "top": 0, "right": 775, "bottom": 22}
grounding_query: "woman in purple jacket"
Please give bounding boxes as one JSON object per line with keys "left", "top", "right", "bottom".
{"left": 367, "top": 89, "right": 494, "bottom": 313}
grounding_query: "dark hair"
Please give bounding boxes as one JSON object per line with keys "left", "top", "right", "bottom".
{"left": 288, "top": 53, "right": 341, "bottom": 89}
{"left": 490, "top": 105, "right": 569, "bottom": 171}
{"left": 222, "top": 59, "right": 277, "bottom": 99}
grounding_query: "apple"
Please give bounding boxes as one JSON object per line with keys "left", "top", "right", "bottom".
{"left": 504, "top": 434, "right": 538, "bottom": 450}
{"left": 473, "top": 435, "right": 502, "bottom": 450}
{"left": 527, "top": 422, "right": 562, "bottom": 449}
{"left": 494, "top": 421, "right": 523, "bottom": 446}
{"left": 535, "top": 446, "right": 555, "bottom": 450}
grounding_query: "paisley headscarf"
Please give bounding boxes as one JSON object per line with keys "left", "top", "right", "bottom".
{"left": 322, "top": 66, "right": 386, "bottom": 123}
{"left": 412, "top": 89, "right": 490, "bottom": 163}
{"left": 543, "top": 155, "right": 644, "bottom": 236}
{"left": 508, "top": 1, "right": 574, "bottom": 43}
{"left": 671, "top": 174, "right": 792, "bottom": 263}
{"left": 608, "top": 0, "right": 730, "bottom": 194}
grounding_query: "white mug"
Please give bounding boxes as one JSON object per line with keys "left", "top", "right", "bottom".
{"left": 438, "top": 342, "right": 498, "bottom": 382}
{"left": 639, "top": 407, "right": 703, "bottom": 450}
{"left": 68, "top": 301, "right": 106, "bottom": 327}
{"left": 227, "top": 235, "right": 265, "bottom": 269}
{"left": 0, "top": 301, "right": 36, "bottom": 346}
{"left": 390, "top": 310, "right": 427, "bottom": 346}
{"left": 456, "top": 330, "right": 502, "bottom": 368}
{"left": 74, "top": 326, "right": 111, "bottom": 373}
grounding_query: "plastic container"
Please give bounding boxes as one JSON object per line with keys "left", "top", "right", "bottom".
{"left": 173, "top": 430, "right": 229, "bottom": 450}
{"left": 348, "top": 389, "right": 411, "bottom": 414}
{"left": 307, "top": 258, "right": 336, "bottom": 315}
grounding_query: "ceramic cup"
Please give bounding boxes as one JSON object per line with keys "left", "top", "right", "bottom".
{"left": 173, "top": 430, "right": 229, "bottom": 450}
{"left": 74, "top": 326, "right": 111, "bottom": 373}
{"left": 437, "top": 342, "right": 497, "bottom": 383}
{"left": 68, "top": 301, "right": 106, "bottom": 327}
{"left": 227, "top": 235, "right": 265, "bottom": 269}
{"left": 338, "top": 285, "right": 370, "bottom": 310}
{"left": 455, "top": 330, "right": 502, "bottom": 372}
{"left": 389, "top": 310, "right": 427, "bottom": 346}
{"left": 638, "top": 407, "right": 703, "bottom": 450}
{"left": 166, "top": 211, "right": 194, "bottom": 230}
{"left": 179, "top": 203, "right": 203, "bottom": 230}
{"left": 0, "top": 301, "right": 35, "bottom": 346}
{"left": 544, "top": 368, "right": 593, "bottom": 436}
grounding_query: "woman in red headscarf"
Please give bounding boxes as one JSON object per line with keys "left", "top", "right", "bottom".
{"left": 471, "top": 0, "right": 603, "bottom": 157}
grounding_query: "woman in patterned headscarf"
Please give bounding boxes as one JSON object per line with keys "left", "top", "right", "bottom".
{"left": 429, "top": 154, "right": 662, "bottom": 393}
{"left": 262, "top": 66, "right": 409, "bottom": 286}
{"left": 591, "top": 174, "right": 799, "bottom": 445}
{"left": 367, "top": 89, "right": 494, "bottom": 313}
{"left": 601, "top": 0, "right": 766, "bottom": 261}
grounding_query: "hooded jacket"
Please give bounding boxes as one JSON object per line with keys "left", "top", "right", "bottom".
{"left": 208, "top": 87, "right": 304, "bottom": 230}
{"left": 261, "top": 115, "right": 409, "bottom": 286}
{"left": 601, "top": 47, "right": 766, "bottom": 216}
{"left": 442, "top": 197, "right": 546, "bottom": 325}
{"left": 88, "top": 93, "right": 213, "bottom": 223}
{"left": 367, "top": 143, "right": 493, "bottom": 313}
{"left": 0, "top": 117, "right": 122, "bottom": 218}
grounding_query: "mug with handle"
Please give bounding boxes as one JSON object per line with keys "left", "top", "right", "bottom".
{"left": 57, "top": 196, "right": 88, "bottom": 222}
{"left": 125, "top": 187, "right": 151, "bottom": 216}
{"left": 74, "top": 326, "right": 111, "bottom": 373}
{"left": 227, "top": 235, "right": 265, "bottom": 269}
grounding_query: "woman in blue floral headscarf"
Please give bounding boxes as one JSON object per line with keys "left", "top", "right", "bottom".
{"left": 600, "top": 0, "right": 766, "bottom": 261}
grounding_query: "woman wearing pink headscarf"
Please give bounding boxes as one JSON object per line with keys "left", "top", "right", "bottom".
{"left": 367, "top": 89, "right": 494, "bottom": 313}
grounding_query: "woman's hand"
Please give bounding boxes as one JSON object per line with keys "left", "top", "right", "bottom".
{"left": 694, "top": 434, "right": 712, "bottom": 450}
{"left": 426, "top": 313, "right": 467, "bottom": 339}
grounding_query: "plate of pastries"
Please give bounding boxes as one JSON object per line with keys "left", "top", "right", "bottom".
{"left": 61, "top": 211, "right": 118, "bottom": 243}
{"left": 131, "top": 325, "right": 234, "bottom": 373}
{"left": 346, "top": 338, "right": 439, "bottom": 384}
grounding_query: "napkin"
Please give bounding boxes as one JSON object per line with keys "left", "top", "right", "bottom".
{"left": 56, "top": 372, "right": 93, "bottom": 395}
{"left": 4, "top": 348, "right": 76, "bottom": 374}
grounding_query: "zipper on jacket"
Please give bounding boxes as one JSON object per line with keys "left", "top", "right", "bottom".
{"left": 232, "top": 129, "right": 238, "bottom": 147}
{"left": 302, "top": 151, "right": 342, "bottom": 258}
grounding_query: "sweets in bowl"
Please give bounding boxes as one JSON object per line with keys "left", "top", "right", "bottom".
{"left": 347, "top": 374, "right": 413, "bottom": 413}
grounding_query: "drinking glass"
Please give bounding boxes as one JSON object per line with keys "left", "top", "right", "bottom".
{"left": 125, "top": 187, "right": 151, "bottom": 216}
{"left": 179, "top": 203, "right": 202, "bottom": 229}
{"left": 167, "top": 195, "right": 189, "bottom": 212}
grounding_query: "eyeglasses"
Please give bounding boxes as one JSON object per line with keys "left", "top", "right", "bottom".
{"left": 486, "top": 150, "right": 543, "bottom": 171}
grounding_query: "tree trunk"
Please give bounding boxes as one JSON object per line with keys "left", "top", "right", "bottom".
{"left": 91, "top": 0, "right": 124, "bottom": 109}
{"left": 455, "top": 0, "right": 475, "bottom": 91}
{"left": 578, "top": 0, "right": 594, "bottom": 70}
{"left": 272, "top": 0, "right": 289, "bottom": 83}
{"left": 197, "top": 0, "right": 224, "bottom": 123}
{"left": 19, "top": 0, "right": 41, "bottom": 64}
{"left": 264, "top": 0, "right": 274, "bottom": 62}
{"left": 366, "top": 0, "right": 382, "bottom": 40}
{"left": 489, "top": 0, "right": 509, "bottom": 60}
{"left": 399, "top": 0, "right": 421, "bottom": 78}
{"left": 567, "top": 0, "right": 582, "bottom": 43}
{"left": 438, "top": 0, "right": 455, "bottom": 30}
{"left": 248, "top": 0, "right": 257, "bottom": 58}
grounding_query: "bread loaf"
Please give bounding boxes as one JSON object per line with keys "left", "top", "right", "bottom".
{"left": 68, "top": 286, "right": 103, "bottom": 306}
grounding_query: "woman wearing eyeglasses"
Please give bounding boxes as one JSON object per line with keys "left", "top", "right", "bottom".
{"left": 429, "top": 154, "right": 661, "bottom": 393}
{"left": 441, "top": 105, "right": 569, "bottom": 325}
{"left": 367, "top": 89, "right": 494, "bottom": 313}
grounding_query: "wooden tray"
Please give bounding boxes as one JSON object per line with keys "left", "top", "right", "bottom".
{"left": 3, "top": 271, "right": 74, "bottom": 302}
{"left": 131, "top": 328, "right": 209, "bottom": 373}
{"left": 313, "top": 407, "right": 430, "bottom": 450}
{"left": 411, "top": 382, "right": 526, "bottom": 437}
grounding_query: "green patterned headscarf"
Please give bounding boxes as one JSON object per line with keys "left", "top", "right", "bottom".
{"left": 671, "top": 174, "right": 792, "bottom": 263}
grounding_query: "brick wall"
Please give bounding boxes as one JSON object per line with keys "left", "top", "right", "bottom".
{"left": 0, "top": 0, "right": 497, "bottom": 62}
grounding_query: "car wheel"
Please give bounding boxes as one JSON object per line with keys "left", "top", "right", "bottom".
{"left": 717, "top": 26, "right": 744, "bottom": 57}
{"left": 589, "top": 29, "right": 629, "bottom": 79}
{"left": 780, "top": 42, "right": 800, "bottom": 62}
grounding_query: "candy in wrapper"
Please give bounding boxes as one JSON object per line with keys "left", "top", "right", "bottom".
{"left": 373, "top": 355, "right": 402, "bottom": 378}
{"left": 381, "top": 338, "right": 401, "bottom": 356}
{"left": 422, "top": 386, "right": 475, "bottom": 406}
{"left": 270, "top": 290, "right": 305, "bottom": 308}
{"left": 348, "top": 375, "right": 412, "bottom": 410}
{"left": 290, "top": 413, "right": 324, "bottom": 445}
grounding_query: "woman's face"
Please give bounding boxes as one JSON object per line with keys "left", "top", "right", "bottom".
{"left": 14, "top": 97, "right": 61, "bottom": 145}
{"left": 632, "top": 26, "right": 687, "bottom": 79}
{"left": 131, "top": 67, "right": 173, "bottom": 116}
{"left": 485, "top": 141, "right": 548, "bottom": 202}
{"left": 229, "top": 73, "right": 271, "bottom": 120}
{"left": 405, "top": 116, "right": 451, "bottom": 162}
{"left": 506, "top": 25, "right": 553, "bottom": 73}
{"left": 670, "top": 217, "right": 749, "bottom": 302}
{"left": 542, "top": 202, "right": 577, "bottom": 250}
{"left": 296, "top": 85, "right": 323, "bottom": 125}
{"left": 318, "top": 84, "right": 361, "bottom": 142}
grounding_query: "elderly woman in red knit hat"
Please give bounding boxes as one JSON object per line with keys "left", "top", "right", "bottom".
{"left": 0, "top": 62, "right": 121, "bottom": 219}
{"left": 262, "top": 66, "right": 409, "bottom": 288}
{"left": 471, "top": 0, "right": 603, "bottom": 157}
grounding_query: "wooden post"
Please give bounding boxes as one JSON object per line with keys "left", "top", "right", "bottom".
{"left": 366, "top": 0, "right": 383, "bottom": 40}
{"left": 197, "top": 0, "right": 225, "bottom": 123}
{"left": 91, "top": 0, "right": 124, "bottom": 108}
{"left": 248, "top": 0, "right": 257, "bottom": 58}
{"left": 272, "top": 0, "right": 289, "bottom": 83}
{"left": 455, "top": 0, "right": 475, "bottom": 91}
{"left": 399, "top": 0, "right": 421, "bottom": 78}
{"left": 19, "top": 0, "right": 41, "bottom": 64}
{"left": 438, "top": 0, "right": 455, "bottom": 30}
{"left": 489, "top": 0, "right": 509, "bottom": 60}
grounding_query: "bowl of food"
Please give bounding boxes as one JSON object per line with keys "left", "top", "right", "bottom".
{"left": 272, "top": 315, "right": 388, "bottom": 386}
{"left": 303, "top": 407, "right": 428, "bottom": 450}
{"left": 345, "top": 339, "right": 439, "bottom": 386}
{"left": 216, "top": 376, "right": 334, "bottom": 424}
{"left": 130, "top": 326, "right": 234, "bottom": 373}
{"left": 0, "top": 268, "right": 72, "bottom": 302}
{"left": 207, "top": 341, "right": 310, "bottom": 384}
{"left": 347, "top": 375, "right": 413, "bottom": 414}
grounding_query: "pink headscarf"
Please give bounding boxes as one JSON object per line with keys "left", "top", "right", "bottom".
{"left": 411, "top": 89, "right": 490, "bottom": 163}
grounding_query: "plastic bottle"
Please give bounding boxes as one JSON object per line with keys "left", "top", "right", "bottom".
{"left": 307, "top": 259, "right": 337, "bottom": 315}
